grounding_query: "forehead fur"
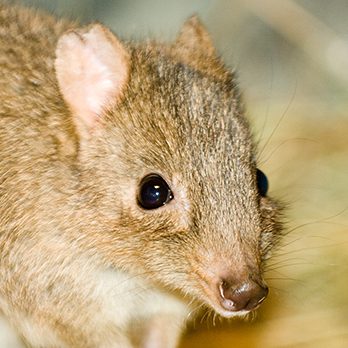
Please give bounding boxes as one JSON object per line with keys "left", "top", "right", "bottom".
{"left": 99, "top": 45, "right": 260, "bottom": 245}
{"left": 107, "top": 45, "right": 253, "bottom": 176}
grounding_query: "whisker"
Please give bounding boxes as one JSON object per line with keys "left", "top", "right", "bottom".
{"left": 260, "top": 137, "right": 317, "bottom": 165}
{"left": 254, "top": 57, "right": 274, "bottom": 150}
{"left": 212, "top": 312, "right": 217, "bottom": 327}
{"left": 186, "top": 302, "right": 205, "bottom": 323}
{"left": 273, "top": 241, "right": 348, "bottom": 258}
{"left": 266, "top": 262, "right": 314, "bottom": 272}
{"left": 268, "top": 285, "right": 291, "bottom": 296}
{"left": 258, "top": 78, "right": 298, "bottom": 160}
{"left": 250, "top": 309, "right": 258, "bottom": 322}
{"left": 200, "top": 308, "right": 210, "bottom": 325}
{"left": 282, "top": 215, "right": 348, "bottom": 236}
{"left": 275, "top": 236, "right": 305, "bottom": 248}
{"left": 267, "top": 254, "right": 308, "bottom": 264}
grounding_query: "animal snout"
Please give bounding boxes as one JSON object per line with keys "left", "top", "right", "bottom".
{"left": 218, "top": 277, "right": 268, "bottom": 312}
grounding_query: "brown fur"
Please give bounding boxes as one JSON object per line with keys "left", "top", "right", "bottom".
{"left": 0, "top": 3, "right": 283, "bottom": 347}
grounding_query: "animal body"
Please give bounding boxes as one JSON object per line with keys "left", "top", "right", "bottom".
{"left": 0, "top": 3, "right": 282, "bottom": 347}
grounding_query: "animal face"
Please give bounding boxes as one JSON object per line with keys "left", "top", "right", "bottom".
{"left": 69, "top": 43, "right": 282, "bottom": 317}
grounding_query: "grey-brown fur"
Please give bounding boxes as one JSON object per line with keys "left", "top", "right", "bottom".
{"left": 0, "top": 3, "right": 282, "bottom": 347}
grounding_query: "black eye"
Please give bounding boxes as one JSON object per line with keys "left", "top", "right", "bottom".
{"left": 256, "top": 169, "right": 269, "bottom": 197}
{"left": 137, "top": 174, "right": 174, "bottom": 210}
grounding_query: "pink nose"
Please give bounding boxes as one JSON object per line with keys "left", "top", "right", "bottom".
{"left": 218, "top": 278, "right": 268, "bottom": 312}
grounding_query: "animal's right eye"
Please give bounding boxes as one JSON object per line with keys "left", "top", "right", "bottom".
{"left": 256, "top": 169, "right": 269, "bottom": 197}
{"left": 137, "top": 174, "right": 174, "bottom": 210}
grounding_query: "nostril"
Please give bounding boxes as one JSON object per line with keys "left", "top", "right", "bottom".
{"left": 218, "top": 279, "right": 268, "bottom": 312}
{"left": 218, "top": 280, "right": 235, "bottom": 311}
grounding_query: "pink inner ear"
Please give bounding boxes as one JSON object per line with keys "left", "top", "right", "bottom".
{"left": 55, "top": 25, "right": 130, "bottom": 131}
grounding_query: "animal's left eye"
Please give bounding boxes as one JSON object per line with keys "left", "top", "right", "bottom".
{"left": 256, "top": 169, "right": 268, "bottom": 197}
{"left": 137, "top": 174, "right": 174, "bottom": 210}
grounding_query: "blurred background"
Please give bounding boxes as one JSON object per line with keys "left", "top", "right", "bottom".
{"left": 21, "top": 0, "right": 348, "bottom": 346}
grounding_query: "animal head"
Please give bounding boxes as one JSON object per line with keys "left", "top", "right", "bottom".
{"left": 55, "top": 17, "right": 283, "bottom": 318}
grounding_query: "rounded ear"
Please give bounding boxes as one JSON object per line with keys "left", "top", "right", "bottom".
{"left": 172, "top": 16, "right": 227, "bottom": 80}
{"left": 174, "top": 16, "right": 217, "bottom": 59}
{"left": 55, "top": 24, "right": 130, "bottom": 138}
